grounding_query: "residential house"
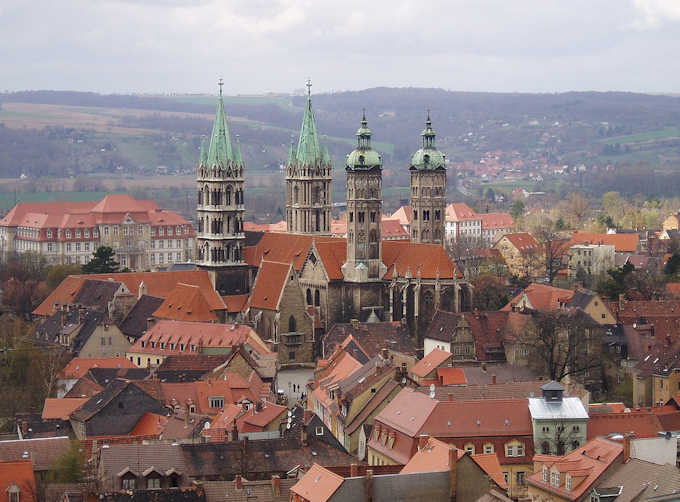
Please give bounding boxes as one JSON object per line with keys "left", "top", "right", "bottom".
{"left": 445, "top": 203, "right": 482, "bottom": 242}
{"left": 55, "top": 357, "right": 137, "bottom": 398}
{"left": 529, "top": 381, "right": 589, "bottom": 456}
{"left": 322, "top": 320, "right": 416, "bottom": 360}
{"left": 0, "top": 460, "right": 37, "bottom": 502}
{"left": 591, "top": 455, "right": 680, "bottom": 500}
{"left": 662, "top": 212, "right": 680, "bottom": 231}
{"left": 494, "top": 232, "right": 544, "bottom": 278}
{"left": 409, "top": 348, "right": 454, "bottom": 383}
{"left": 126, "top": 320, "right": 270, "bottom": 368}
{"left": 567, "top": 244, "right": 615, "bottom": 279}
{"left": 527, "top": 437, "right": 622, "bottom": 502}
{"left": 0, "top": 437, "right": 70, "bottom": 481}
{"left": 480, "top": 212, "right": 514, "bottom": 244}
{"left": 367, "top": 387, "right": 534, "bottom": 499}
{"left": 568, "top": 231, "right": 639, "bottom": 256}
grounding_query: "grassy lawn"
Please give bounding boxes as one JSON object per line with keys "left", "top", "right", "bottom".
{"left": 0, "top": 191, "right": 107, "bottom": 210}
{"left": 600, "top": 127, "right": 680, "bottom": 145}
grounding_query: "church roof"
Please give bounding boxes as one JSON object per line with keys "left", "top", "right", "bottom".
{"left": 410, "top": 114, "right": 446, "bottom": 171}
{"left": 346, "top": 112, "right": 382, "bottom": 171}
{"left": 206, "top": 86, "right": 234, "bottom": 165}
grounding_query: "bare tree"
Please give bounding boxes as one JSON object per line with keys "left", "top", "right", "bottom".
{"left": 446, "top": 235, "right": 485, "bottom": 279}
{"left": 534, "top": 224, "right": 569, "bottom": 284}
{"left": 522, "top": 309, "right": 603, "bottom": 386}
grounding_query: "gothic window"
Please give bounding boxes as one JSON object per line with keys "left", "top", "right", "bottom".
{"left": 423, "top": 210, "right": 430, "bottom": 221}
{"left": 306, "top": 289, "right": 312, "bottom": 305}
{"left": 370, "top": 212, "right": 376, "bottom": 223}
{"left": 349, "top": 212, "right": 353, "bottom": 223}
{"left": 314, "top": 290, "right": 320, "bottom": 307}
{"left": 435, "top": 210, "right": 441, "bottom": 221}
{"left": 358, "top": 212, "right": 365, "bottom": 223}
{"left": 413, "top": 210, "right": 418, "bottom": 220}
{"left": 288, "top": 315, "right": 296, "bottom": 333}
{"left": 226, "top": 187, "right": 232, "bottom": 205}
{"left": 197, "top": 190, "right": 202, "bottom": 205}
{"left": 294, "top": 186, "right": 299, "bottom": 204}
{"left": 369, "top": 230, "right": 378, "bottom": 259}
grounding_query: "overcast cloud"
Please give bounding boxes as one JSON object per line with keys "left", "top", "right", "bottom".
{"left": 1, "top": 0, "right": 679, "bottom": 94}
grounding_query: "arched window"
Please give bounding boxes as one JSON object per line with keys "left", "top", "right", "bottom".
{"left": 369, "top": 229, "right": 378, "bottom": 259}
{"left": 288, "top": 315, "right": 296, "bottom": 332}
{"left": 306, "top": 289, "right": 312, "bottom": 305}
{"left": 294, "top": 186, "right": 299, "bottom": 204}
{"left": 571, "top": 440, "right": 580, "bottom": 451}
{"left": 314, "top": 290, "right": 320, "bottom": 307}
{"left": 226, "top": 186, "right": 232, "bottom": 205}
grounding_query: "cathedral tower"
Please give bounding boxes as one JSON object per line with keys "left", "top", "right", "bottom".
{"left": 342, "top": 112, "right": 386, "bottom": 283}
{"left": 196, "top": 80, "right": 245, "bottom": 274}
{"left": 285, "top": 80, "right": 332, "bottom": 234}
{"left": 409, "top": 113, "right": 447, "bottom": 245}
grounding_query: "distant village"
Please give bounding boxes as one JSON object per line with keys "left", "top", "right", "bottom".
{"left": 3, "top": 87, "right": 680, "bottom": 502}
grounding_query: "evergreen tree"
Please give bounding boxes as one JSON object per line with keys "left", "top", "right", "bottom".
{"left": 82, "top": 246, "right": 119, "bottom": 274}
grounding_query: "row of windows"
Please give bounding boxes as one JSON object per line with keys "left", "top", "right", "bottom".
{"left": 151, "top": 239, "right": 186, "bottom": 249}
{"left": 150, "top": 252, "right": 183, "bottom": 264}
{"left": 140, "top": 339, "right": 196, "bottom": 352}
{"left": 413, "top": 209, "right": 441, "bottom": 221}
{"left": 502, "top": 471, "right": 525, "bottom": 486}
{"left": 348, "top": 211, "right": 378, "bottom": 224}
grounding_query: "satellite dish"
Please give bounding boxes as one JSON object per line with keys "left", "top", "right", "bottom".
{"left": 287, "top": 417, "right": 292, "bottom": 424}
{"left": 287, "top": 410, "right": 292, "bottom": 417}
{"left": 286, "top": 423, "right": 291, "bottom": 430}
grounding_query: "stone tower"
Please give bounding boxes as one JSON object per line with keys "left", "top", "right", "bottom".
{"left": 196, "top": 80, "right": 246, "bottom": 283}
{"left": 342, "top": 112, "right": 387, "bottom": 283}
{"left": 409, "top": 113, "right": 447, "bottom": 245}
{"left": 285, "top": 80, "right": 332, "bottom": 234}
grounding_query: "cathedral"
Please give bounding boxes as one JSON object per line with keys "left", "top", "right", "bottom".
{"left": 197, "top": 81, "right": 470, "bottom": 365}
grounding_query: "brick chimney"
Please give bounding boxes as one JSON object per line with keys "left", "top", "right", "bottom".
{"left": 271, "top": 475, "right": 280, "bottom": 496}
{"left": 350, "top": 463, "right": 358, "bottom": 477}
{"left": 351, "top": 318, "right": 360, "bottom": 329}
{"left": 234, "top": 474, "right": 243, "bottom": 490}
{"left": 491, "top": 374, "right": 497, "bottom": 385}
{"left": 418, "top": 435, "right": 429, "bottom": 451}
{"left": 623, "top": 432, "right": 632, "bottom": 463}
{"left": 448, "top": 446, "right": 457, "bottom": 502}
{"left": 365, "top": 469, "right": 373, "bottom": 502}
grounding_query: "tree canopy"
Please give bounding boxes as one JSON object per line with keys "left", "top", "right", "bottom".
{"left": 82, "top": 246, "right": 120, "bottom": 274}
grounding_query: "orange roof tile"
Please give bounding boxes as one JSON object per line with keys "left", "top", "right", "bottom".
{"left": 41, "top": 398, "right": 89, "bottom": 420}
{"left": 569, "top": 231, "right": 638, "bottom": 253}
{"left": 501, "top": 232, "right": 540, "bottom": 253}
{"left": 153, "top": 283, "right": 218, "bottom": 322}
{"left": 401, "top": 437, "right": 457, "bottom": 474}
{"left": 382, "top": 240, "right": 462, "bottom": 280}
{"left": 436, "top": 367, "right": 467, "bottom": 386}
{"left": 374, "top": 387, "right": 439, "bottom": 437}
{"left": 290, "top": 463, "right": 344, "bottom": 502}
{"left": 33, "top": 275, "right": 86, "bottom": 316}
{"left": 129, "top": 412, "right": 168, "bottom": 437}
{"left": 381, "top": 218, "right": 409, "bottom": 239}
{"left": 244, "top": 232, "right": 340, "bottom": 272}
{"left": 391, "top": 206, "right": 412, "bottom": 226}
{"left": 411, "top": 349, "right": 453, "bottom": 379}
{"left": 249, "top": 261, "right": 292, "bottom": 310}
{"left": 480, "top": 212, "right": 514, "bottom": 230}
{"left": 423, "top": 399, "right": 532, "bottom": 437}
{"left": 470, "top": 453, "right": 509, "bottom": 491}
{"left": 236, "top": 401, "right": 287, "bottom": 432}
{"left": 0, "top": 461, "right": 37, "bottom": 501}
{"left": 502, "top": 283, "right": 574, "bottom": 312}
{"left": 587, "top": 412, "right": 664, "bottom": 439}
{"left": 243, "top": 221, "right": 287, "bottom": 232}
{"left": 222, "top": 294, "right": 249, "bottom": 313}
{"left": 667, "top": 283, "right": 680, "bottom": 298}
{"left": 58, "top": 357, "right": 136, "bottom": 380}
{"left": 446, "top": 203, "right": 478, "bottom": 221}
{"left": 527, "top": 438, "right": 622, "bottom": 501}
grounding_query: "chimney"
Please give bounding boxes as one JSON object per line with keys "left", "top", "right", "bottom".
{"left": 234, "top": 474, "right": 243, "bottom": 490}
{"left": 138, "top": 281, "right": 147, "bottom": 299}
{"left": 146, "top": 317, "right": 157, "bottom": 331}
{"left": 623, "top": 432, "right": 632, "bottom": 463}
{"left": 400, "top": 317, "right": 407, "bottom": 328}
{"left": 381, "top": 347, "right": 389, "bottom": 360}
{"left": 492, "top": 374, "right": 497, "bottom": 385}
{"left": 619, "top": 293, "right": 625, "bottom": 311}
{"left": 350, "top": 463, "right": 358, "bottom": 477}
{"left": 351, "top": 318, "right": 360, "bottom": 329}
{"left": 231, "top": 421, "right": 239, "bottom": 442}
{"left": 418, "top": 435, "right": 429, "bottom": 451}
{"left": 365, "top": 469, "right": 373, "bottom": 502}
{"left": 271, "top": 475, "right": 281, "bottom": 496}
{"left": 448, "top": 446, "right": 457, "bottom": 502}
{"left": 301, "top": 427, "right": 308, "bottom": 446}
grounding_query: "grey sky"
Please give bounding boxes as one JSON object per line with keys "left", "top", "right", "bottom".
{"left": 1, "top": 0, "right": 679, "bottom": 95}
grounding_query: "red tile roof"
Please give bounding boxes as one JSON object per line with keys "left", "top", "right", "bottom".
{"left": 480, "top": 212, "right": 514, "bottom": 230}
{"left": 236, "top": 401, "right": 287, "bottom": 432}
{"left": 667, "top": 283, "right": 680, "bottom": 298}
{"left": 373, "top": 387, "right": 439, "bottom": 437}
{"left": 528, "top": 438, "right": 622, "bottom": 501}
{"left": 222, "top": 294, "right": 249, "bottom": 313}
{"left": 152, "top": 283, "right": 219, "bottom": 322}
{"left": 569, "top": 231, "right": 638, "bottom": 253}
{"left": 411, "top": 349, "right": 452, "bottom": 379}
{"left": 423, "top": 399, "right": 532, "bottom": 438}
{"left": 41, "top": 398, "right": 89, "bottom": 420}
{"left": 400, "top": 436, "right": 458, "bottom": 474}
{"left": 381, "top": 219, "right": 409, "bottom": 239}
{"left": 391, "top": 206, "right": 412, "bottom": 226}
{"left": 129, "top": 320, "right": 271, "bottom": 356}
{"left": 502, "top": 283, "right": 574, "bottom": 312}
{"left": 249, "top": 260, "right": 292, "bottom": 310}
{"left": 129, "top": 412, "right": 168, "bottom": 437}
{"left": 58, "top": 357, "right": 136, "bottom": 380}
{"left": 500, "top": 232, "right": 540, "bottom": 253}
{"left": 244, "top": 232, "right": 339, "bottom": 272}
{"left": 290, "top": 463, "right": 344, "bottom": 502}
{"left": 436, "top": 367, "right": 467, "bottom": 386}
{"left": 0, "top": 438, "right": 71, "bottom": 472}
{"left": 33, "top": 276, "right": 87, "bottom": 316}
{"left": 471, "top": 453, "right": 509, "bottom": 491}
{"left": 587, "top": 412, "right": 664, "bottom": 439}
{"left": 243, "top": 220, "right": 287, "bottom": 232}
{"left": 446, "top": 203, "right": 478, "bottom": 221}
{"left": 0, "top": 460, "right": 37, "bottom": 501}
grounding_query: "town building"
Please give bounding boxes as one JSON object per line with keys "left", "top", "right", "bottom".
{"left": 444, "top": 202, "right": 513, "bottom": 245}
{"left": 0, "top": 194, "right": 195, "bottom": 270}
{"left": 494, "top": 232, "right": 544, "bottom": 278}
{"left": 567, "top": 244, "right": 615, "bottom": 279}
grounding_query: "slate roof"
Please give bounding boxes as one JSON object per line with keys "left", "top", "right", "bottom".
{"left": 202, "top": 479, "right": 295, "bottom": 502}
{"left": 0, "top": 436, "right": 70, "bottom": 471}
{"left": 99, "top": 442, "right": 187, "bottom": 482}
{"left": 323, "top": 321, "right": 415, "bottom": 359}
{"left": 595, "top": 459, "right": 680, "bottom": 502}
{"left": 58, "top": 357, "right": 136, "bottom": 380}
{"left": 64, "top": 376, "right": 104, "bottom": 398}
{"left": 71, "top": 310, "right": 106, "bottom": 353}
{"left": 461, "top": 364, "right": 540, "bottom": 385}
{"left": 98, "top": 487, "right": 206, "bottom": 502}
{"left": 87, "top": 367, "right": 150, "bottom": 387}
{"left": 118, "top": 295, "right": 164, "bottom": 339}
{"left": 73, "top": 279, "right": 122, "bottom": 311}
{"left": 156, "top": 354, "right": 229, "bottom": 381}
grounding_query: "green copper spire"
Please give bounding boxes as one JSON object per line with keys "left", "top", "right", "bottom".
{"left": 346, "top": 111, "right": 382, "bottom": 171}
{"left": 295, "top": 79, "right": 323, "bottom": 165}
{"left": 287, "top": 135, "right": 296, "bottom": 165}
{"left": 199, "top": 137, "right": 207, "bottom": 164}
{"left": 207, "top": 78, "right": 234, "bottom": 165}
{"left": 233, "top": 135, "right": 243, "bottom": 164}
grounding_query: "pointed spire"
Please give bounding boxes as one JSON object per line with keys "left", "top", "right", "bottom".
{"left": 357, "top": 109, "right": 372, "bottom": 149}
{"left": 422, "top": 111, "right": 436, "bottom": 149}
{"left": 295, "top": 79, "right": 323, "bottom": 165}
{"left": 287, "top": 135, "right": 296, "bottom": 165}
{"left": 199, "top": 137, "right": 207, "bottom": 165}
{"left": 233, "top": 134, "right": 243, "bottom": 164}
{"left": 207, "top": 79, "right": 234, "bottom": 165}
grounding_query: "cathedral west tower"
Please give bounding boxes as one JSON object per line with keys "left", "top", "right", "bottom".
{"left": 196, "top": 80, "right": 248, "bottom": 295}
{"left": 285, "top": 80, "right": 332, "bottom": 234}
{"left": 341, "top": 112, "right": 386, "bottom": 283}
{"left": 409, "top": 114, "right": 447, "bottom": 245}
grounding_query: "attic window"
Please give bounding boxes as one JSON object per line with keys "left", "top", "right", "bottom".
{"left": 315, "top": 426, "right": 323, "bottom": 436}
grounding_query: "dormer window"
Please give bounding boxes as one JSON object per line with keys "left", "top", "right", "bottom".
{"left": 550, "top": 470, "right": 560, "bottom": 487}
{"left": 566, "top": 474, "right": 572, "bottom": 491}
{"left": 8, "top": 484, "right": 20, "bottom": 502}
{"left": 542, "top": 466, "right": 548, "bottom": 483}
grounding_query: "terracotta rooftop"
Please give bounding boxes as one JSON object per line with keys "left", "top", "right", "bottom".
{"left": 152, "top": 283, "right": 218, "bottom": 322}
{"left": 502, "top": 283, "right": 575, "bottom": 312}
{"left": 222, "top": 294, "right": 249, "bottom": 313}
{"left": 249, "top": 260, "right": 292, "bottom": 311}
{"left": 423, "top": 399, "right": 532, "bottom": 438}
{"left": 528, "top": 438, "right": 622, "bottom": 501}
{"left": 500, "top": 232, "right": 541, "bottom": 253}
{"left": 41, "top": 398, "right": 89, "bottom": 421}
{"left": 58, "top": 357, "right": 136, "bottom": 380}
{"left": 446, "top": 202, "right": 478, "bottom": 221}
{"left": 480, "top": 212, "right": 514, "bottom": 230}
{"left": 324, "top": 321, "right": 415, "bottom": 359}
{"left": 237, "top": 401, "right": 287, "bottom": 432}
{"left": 417, "top": 380, "right": 547, "bottom": 401}
{"left": 0, "top": 437, "right": 70, "bottom": 471}
{"left": 435, "top": 367, "right": 467, "bottom": 386}
{"left": 401, "top": 436, "right": 459, "bottom": 474}
{"left": 410, "top": 349, "right": 452, "bottom": 379}
{"left": 374, "top": 387, "right": 439, "bottom": 437}
{"left": 391, "top": 205, "right": 412, "bottom": 226}
{"left": 0, "top": 460, "right": 37, "bottom": 501}
{"left": 587, "top": 412, "right": 664, "bottom": 440}
{"left": 290, "top": 463, "right": 344, "bottom": 502}
{"left": 570, "top": 231, "right": 638, "bottom": 253}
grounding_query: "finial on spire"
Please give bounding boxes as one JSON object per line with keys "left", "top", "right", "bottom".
{"left": 362, "top": 108, "right": 367, "bottom": 124}
{"left": 306, "top": 78, "right": 312, "bottom": 97}
{"left": 218, "top": 77, "right": 224, "bottom": 96}
{"left": 426, "top": 109, "right": 431, "bottom": 124}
